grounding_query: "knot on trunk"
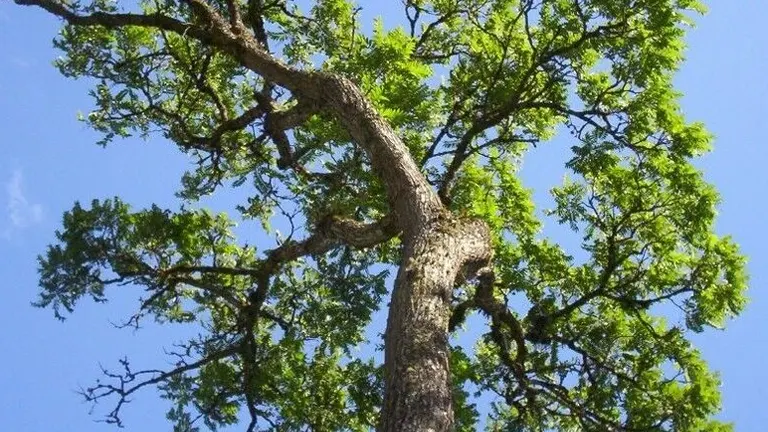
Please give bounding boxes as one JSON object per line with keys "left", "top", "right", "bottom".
{"left": 449, "top": 217, "right": 493, "bottom": 286}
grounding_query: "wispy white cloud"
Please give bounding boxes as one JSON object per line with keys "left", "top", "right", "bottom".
{"left": 3, "top": 169, "right": 43, "bottom": 236}
{"left": 10, "top": 57, "right": 31, "bottom": 68}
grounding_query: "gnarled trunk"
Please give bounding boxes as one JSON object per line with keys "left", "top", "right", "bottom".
{"left": 380, "top": 217, "right": 492, "bottom": 432}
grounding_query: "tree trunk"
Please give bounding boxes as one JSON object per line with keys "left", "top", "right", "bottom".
{"left": 380, "top": 217, "right": 492, "bottom": 432}
{"left": 313, "top": 71, "right": 495, "bottom": 432}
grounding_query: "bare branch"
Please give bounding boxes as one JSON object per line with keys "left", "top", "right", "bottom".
{"left": 81, "top": 347, "right": 239, "bottom": 426}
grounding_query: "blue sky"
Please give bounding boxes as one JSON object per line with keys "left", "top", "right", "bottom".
{"left": 1, "top": 1, "right": 767, "bottom": 430}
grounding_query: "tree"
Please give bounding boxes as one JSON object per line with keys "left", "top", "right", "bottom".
{"left": 14, "top": 0, "right": 747, "bottom": 430}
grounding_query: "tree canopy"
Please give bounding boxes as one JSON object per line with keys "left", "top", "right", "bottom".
{"left": 16, "top": 0, "right": 747, "bottom": 430}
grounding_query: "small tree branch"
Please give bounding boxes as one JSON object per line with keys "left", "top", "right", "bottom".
{"left": 185, "top": 105, "right": 266, "bottom": 151}
{"left": 255, "top": 94, "right": 320, "bottom": 169}
{"left": 246, "top": 0, "right": 270, "bottom": 50}
{"left": 81, "top": 347, "right": 239, "bottom": 426}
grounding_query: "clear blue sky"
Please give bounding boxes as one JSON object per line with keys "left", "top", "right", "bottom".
{"left": 1, "top": 1, "right": 766, "bottom": 430}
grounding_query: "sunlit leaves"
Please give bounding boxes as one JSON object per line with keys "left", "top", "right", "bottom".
{"left": 34, "top": 0, "right": 747, "bottom": 430}
{"left": 36, "top": 198, "right": 246, "bottom": 322}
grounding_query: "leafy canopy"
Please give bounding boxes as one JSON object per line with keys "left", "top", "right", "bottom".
{"left": 32, "top": 0, "right": 746, "bottom": 430}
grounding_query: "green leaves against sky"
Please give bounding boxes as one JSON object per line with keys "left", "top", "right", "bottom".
{"left": 36, "top": 0, "right": 746, "bottom": 430}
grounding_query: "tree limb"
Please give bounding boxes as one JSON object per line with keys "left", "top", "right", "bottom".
{"left": 15, "top": 0, "right": 445, "bottom": 231}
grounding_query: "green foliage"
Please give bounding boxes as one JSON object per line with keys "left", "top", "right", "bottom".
{"left": 31, "top": 0, "right": 746, "bottom": 430}
{"left": 38, "top": 198, "right": 246, "bottom": 322}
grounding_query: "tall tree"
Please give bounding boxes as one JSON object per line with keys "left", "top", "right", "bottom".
{"left": 15, "top": 0, "right": 746, "bottom": 430}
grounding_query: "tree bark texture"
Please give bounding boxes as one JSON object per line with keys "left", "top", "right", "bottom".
{"left": 381, "top": 217, "right": 492, "bottom": 432}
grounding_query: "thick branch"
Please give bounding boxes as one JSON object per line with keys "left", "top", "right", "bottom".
{"left": 473, "top": 268, "right": 528, "bottom": 372}
{"left": 16, "top": 0, "right": 444, "bottom": 232}
{"left": 159, "top": 214, "right": 396, "bottom": 282}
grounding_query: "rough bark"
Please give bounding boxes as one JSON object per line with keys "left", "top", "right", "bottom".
{"left": 381, "top": 216, "right": 492, "bottom": 432}
{"left": 14, "top": 2, "right": 495, "bottom": 430}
